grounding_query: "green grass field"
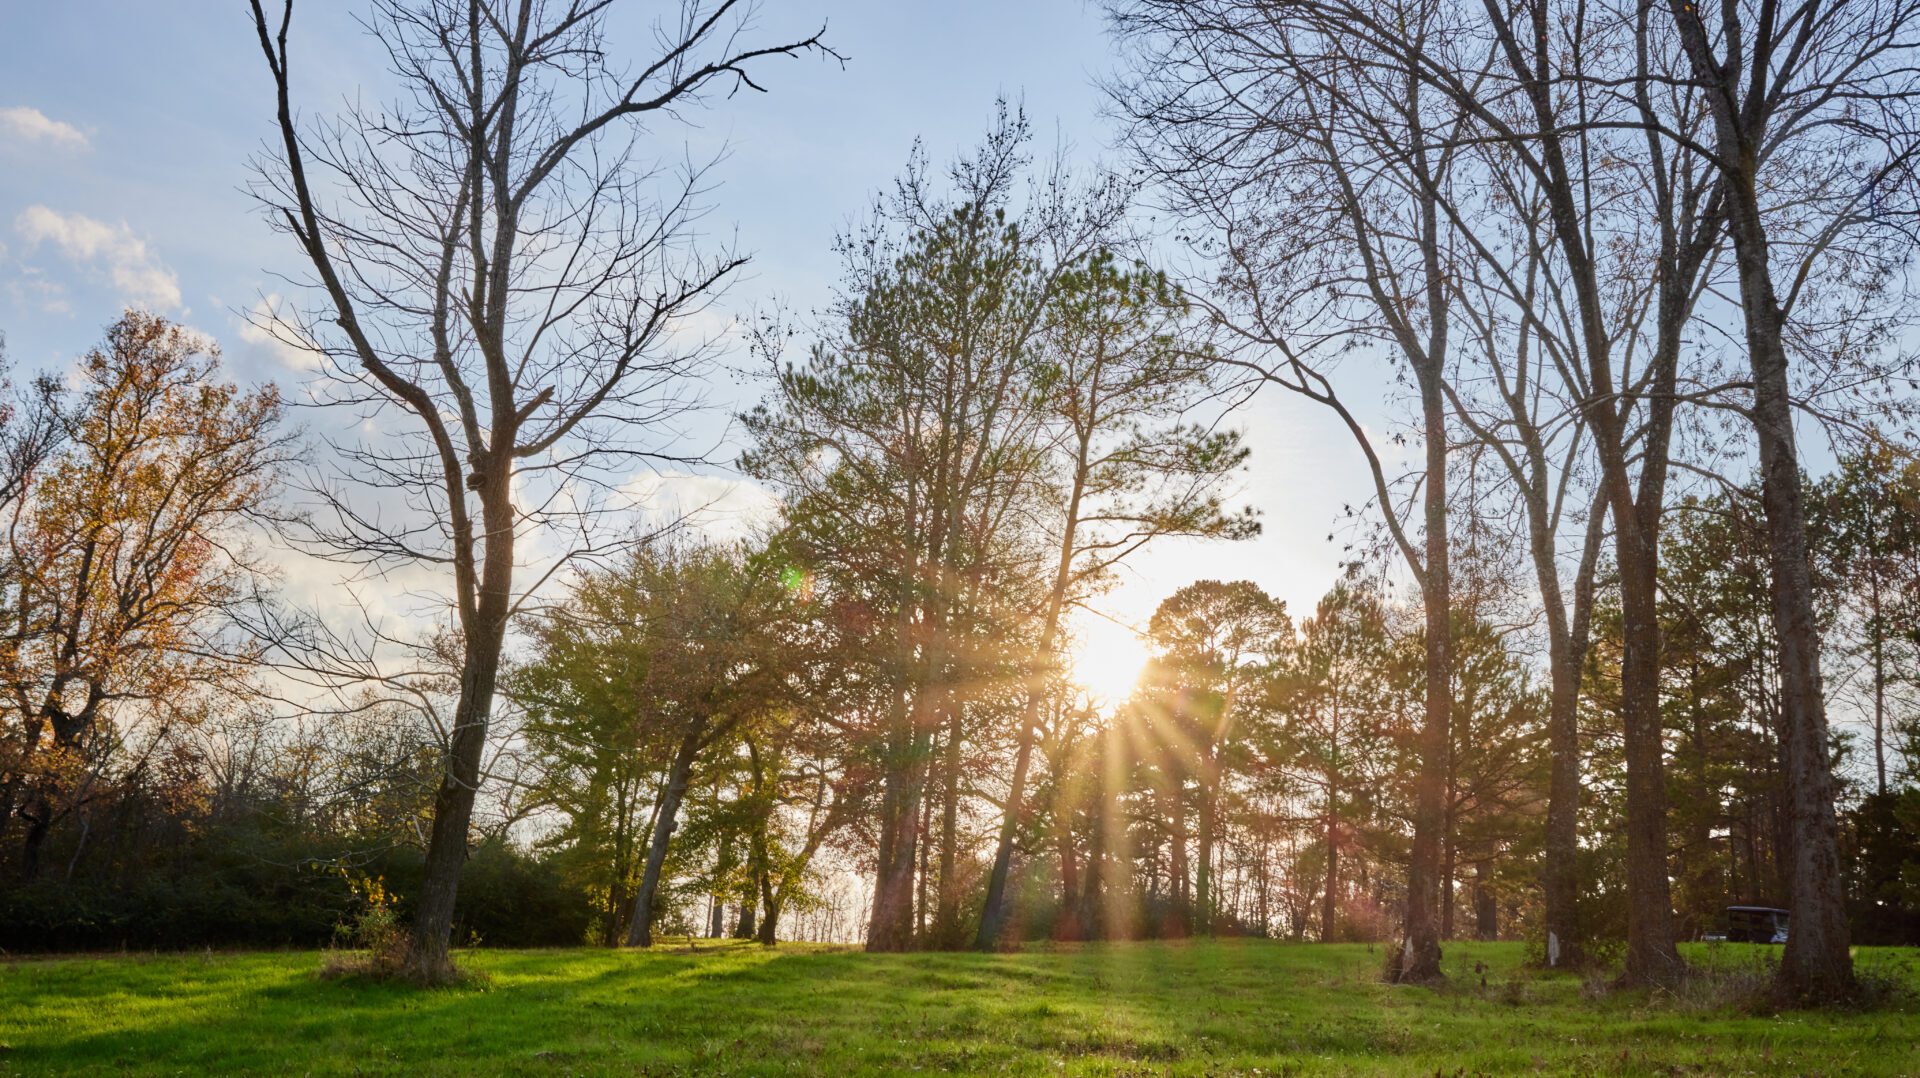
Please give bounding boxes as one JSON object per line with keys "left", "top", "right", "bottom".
{"left": 3, "top": 940, "right": 1916, "bottom": 1076}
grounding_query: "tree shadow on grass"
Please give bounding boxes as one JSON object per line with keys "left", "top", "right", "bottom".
{"left": 13, "top": 942, "right": 1920, "bottom": 1075}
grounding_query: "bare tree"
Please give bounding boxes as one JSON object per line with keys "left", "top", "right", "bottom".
{"left": 248, "top": 0, "right": 838, "bottom": 980}
{"left": 1124, "top": 0, "right": 1738, "bottom": 984}
{"left": 1110, "top": 0, "right": 1477, "bottom": 982}
{"left": 1662, "top": 0, "right": 1920, "bottom": 1001}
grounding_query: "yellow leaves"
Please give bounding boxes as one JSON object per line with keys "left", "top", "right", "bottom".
{"left": 1, "top": 308, "right": 284, "bottom": 763}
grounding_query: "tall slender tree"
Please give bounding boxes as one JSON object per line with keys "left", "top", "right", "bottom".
{"left": 249, "top": 0, "right": 837, "bottom": 979}
{"left": 1661, "top": 0, "right": 1920, "bottom": 1000}
{"left": 1111, "top": 0, "right": 1472, "bottom": 981}
{"left": 974, "top": 250, "right": 1256, "bottom": 948}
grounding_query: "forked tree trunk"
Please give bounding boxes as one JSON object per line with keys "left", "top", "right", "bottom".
{"left": 978, "top": 440, "right": 1092, "bottom": 949}
{"left": 757, "top": 896, "right": 781, "bottom": 946}
{"left": 1056, "top": 799, "right": 1082, "bottom": 941}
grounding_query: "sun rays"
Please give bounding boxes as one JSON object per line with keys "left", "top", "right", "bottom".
{"left": 1064, "top": 610, "right": 1152, "bottom": 706}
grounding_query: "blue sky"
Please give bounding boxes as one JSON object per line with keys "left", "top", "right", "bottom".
{"left": 0, "top": 0, "right": 1366, "bottom": 650}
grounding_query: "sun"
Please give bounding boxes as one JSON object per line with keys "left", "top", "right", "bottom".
{"left": 1064, "top": 610, "right": 1152, "bottom": 706}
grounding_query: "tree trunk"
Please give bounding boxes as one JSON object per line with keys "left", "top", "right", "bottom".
{"left": 866, "top": 723, "right": 930, "bottom": 951}
{"left": 710, "top": 829, "right": 735, "bottom": 939}
{"left": 1664, "top": 0, "right": 1854, "bottom": 1003}
{"left": 977, "top": 700, "right": 1039, "bottom": 948}
{"left": 1170, "top": 786, "right": 1190, "bottom": 935}
{"left": 1616, "top": 521, "right": 1683, "bottom": 986}
{"left": 1079, "top": 792, "right": 1105, "bottom": 940}
{"left": 934, "top": 703, "right": 963, "bottom": 948}
{"left": 1057, "top": 813, "right": 1081, "bottom": 941}
{"left": 1542, "top": 643, "right": 1584, "bottom": 967}
{"left": 406, "top": 571, "right": 511, "bottom": 979}
{"left": 625, "top": 734, "right": 702, "bottom": 947}
{"left": 1473, "top": 865, "right": 1498, "bottom": 941}
{"left": 1726, "top": 177, "right": 1854, "bottom": 1001}
{"left": 757, "top": 893, "right": 781, "bottom": 946}
{"left": 1387, "top": 358, "right": 1451, "bottom": 986}
{"left": 1321, "top": 789, "right": 1339, "bottom": 942}
{"left": 1871, "top": 577, "right": 1887, "bottom": 799}
{"left": 979, "top": 445, "right": 1091, "bottom": 949}
{"left": 915, "top": 748, "right": 935, "bottom": 943}
{"left": 1196, "top": 770, "right": 1215, "bottom": 935}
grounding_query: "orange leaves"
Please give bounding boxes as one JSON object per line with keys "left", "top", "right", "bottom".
{"left": 2, "top": 308, "right": 287, "bottom": 767}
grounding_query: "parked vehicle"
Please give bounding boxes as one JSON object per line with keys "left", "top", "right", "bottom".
{"left": 1714, "top": 906, "right": 1790, "bottom": 944}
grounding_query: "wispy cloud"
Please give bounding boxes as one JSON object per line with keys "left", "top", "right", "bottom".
{"left": 14, "top": 206, "right": 180, "bottom": 309}
{"left": 0, "top": 106, "right": 87, "bottom": 149}
{"left": 239, "top": 294, "right": 325, "bottom": 372}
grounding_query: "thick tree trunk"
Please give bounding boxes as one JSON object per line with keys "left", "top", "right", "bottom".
{"left": 1616, "top": 523, "right": 1683, "bottom": 987}
{"left": 1726, "top": 181, "right": 1854, "bottom": 1002}
{"left": 1542, "top": 648, "right": 1584, "bottom": 967}
{"left": 625, "top": 734, "right": 702, "bottom": 948}
{"left": 1387, "top": 364, "right": 1451, "bottom": 986}
{"left": 403, "top": 465, "right": 517, "bottom": 981}
{"left": 866, "top": 724, "right": 930, "bottom": 951}
{"left": 406, "top": 614, "right": 508, "bottom": 978}
{"left": 1663, "top": 0, "right": 1853, "bottom": 1002}
{"left": 1473, "top": 865, "right": 1498, "bottom": 941}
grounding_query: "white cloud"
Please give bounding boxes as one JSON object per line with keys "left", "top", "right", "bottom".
{"left": 621, "top": 471, "right": 779, "bottom": 541}
{"left": 5, "top": 268, "right": 70, "bottom": 315}
{"left": 14, "top": 206, "right": 181, "bottom": 309}
{"left": 0, "top": 106, "right": 87, "bottom": 149}
{"left": 238, "top": 294, "right": 325, "bottom": 372}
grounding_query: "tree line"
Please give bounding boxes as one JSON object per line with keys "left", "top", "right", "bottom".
{"left": 1, "top": 0, "right": 1919, "bottom": 1006}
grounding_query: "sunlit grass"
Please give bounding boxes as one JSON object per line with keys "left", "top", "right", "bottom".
{"left": 2, "top": 940, "right": 1915, "bottom": 1075}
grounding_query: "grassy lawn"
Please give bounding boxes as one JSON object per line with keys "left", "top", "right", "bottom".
{"left": 3, "top": 939, "right": 1916, "bottom": 1076}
